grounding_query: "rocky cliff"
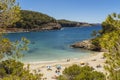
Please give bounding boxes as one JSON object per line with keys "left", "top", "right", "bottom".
{"left": 58, "top": 19, "right": 96, "bottom": 27}
{"left": 71, "top": 40, "right": 102, "bottom": 51}
{"left": 40, "top": 23, "right": 61, "bottom": 30}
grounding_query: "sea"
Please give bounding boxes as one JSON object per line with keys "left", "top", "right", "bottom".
{"left": 6, "top": 25, "right": 102, "bottom": 62}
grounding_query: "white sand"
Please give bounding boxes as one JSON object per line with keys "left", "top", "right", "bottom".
{"left": 24, "top": 52, "right": 106, "bottom": 80}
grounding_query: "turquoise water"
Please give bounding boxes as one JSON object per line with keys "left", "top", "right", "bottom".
{"left": 7, "top": 26, "right": 101, "bottom": 62}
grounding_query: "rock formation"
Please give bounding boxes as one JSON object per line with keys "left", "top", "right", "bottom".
{"left": 71, "top": 40, "right": 101, "bottom": 51}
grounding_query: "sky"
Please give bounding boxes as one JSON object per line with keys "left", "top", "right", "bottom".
{"left": 17, "top": 0, "right": 120, "bottom": 23}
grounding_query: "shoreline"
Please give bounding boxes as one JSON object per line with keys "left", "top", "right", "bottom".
{"left": 24, "top": 52, "right": 106, "bottom": 80}
{"left": 24, "top": 51, "right": 99, "bottom": 64}
{"left": 0, "top": 26, "right": 99, "bottom": 34}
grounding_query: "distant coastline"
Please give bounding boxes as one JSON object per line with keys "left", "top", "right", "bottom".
{"left": 1, "top": 10, "right": 100, "bottom": 33}
{"left": 0, "top": 24, "right": 100, "bottom": 33}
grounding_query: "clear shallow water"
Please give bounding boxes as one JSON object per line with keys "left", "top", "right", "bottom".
{"left": 6, "top": 26, "right": 101, "bottom": 62}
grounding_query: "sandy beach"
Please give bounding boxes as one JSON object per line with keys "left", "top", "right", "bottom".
{"left": 24, "top": 52, "right": 106, "bottom": 80}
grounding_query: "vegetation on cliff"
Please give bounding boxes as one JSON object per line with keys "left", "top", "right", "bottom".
{"left": 12, "top": 11, "right": 95, "bottom": 31}
{"left": 13, "top": 10, "right": 59, "bottom": 30}
{"left": 57, "top": 19, "right": 78, "bottom": 27}
{"left": 58, "top": 19, "right": 94, "bottom": 27}
{"left": 0, "top": 9, "right": 96, "bottom": 32}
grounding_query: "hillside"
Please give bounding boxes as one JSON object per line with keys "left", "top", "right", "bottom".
{"left": 4, "top": 10, "right": 97, "bottom": 32}
{"left": 57, "top": 19, "right": 96, "bottom": 27}
{"left": 10, "top": 10, "right": 61, "bottom": 32}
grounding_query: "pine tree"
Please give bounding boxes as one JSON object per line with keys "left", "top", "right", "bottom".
{"left": 0, "top": 0, "right": 21, "bottom": 28}
{"left": 0, "top": 0, "right": 42, "bottom": 79}
{"left": 99, "top": 13, "right": 120, "bottom": 80}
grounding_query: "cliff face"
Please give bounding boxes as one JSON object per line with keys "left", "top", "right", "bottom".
{"left": 58, "top": 19, "right": 96, "bottom": 27}
{"left": 40, "top": 23, "right": 61, "bottom": 30}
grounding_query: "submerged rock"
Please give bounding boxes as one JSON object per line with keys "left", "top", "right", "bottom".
{"left": 71, "top": 40, "right": 101, "bottom": 51}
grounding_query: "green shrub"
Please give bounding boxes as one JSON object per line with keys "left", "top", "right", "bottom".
{"left": 0, "top": 59, "right": 42, "bottom": 80}
{"left": 58, "top": 65, "right": 105, "bottom": 80}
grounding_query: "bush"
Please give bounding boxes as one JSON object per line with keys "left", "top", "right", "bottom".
{"left": 58, "top": 65, "right": 105, "bottom": 80}
{"left": 0, "top": 59, "right": 42, "bottom": 80}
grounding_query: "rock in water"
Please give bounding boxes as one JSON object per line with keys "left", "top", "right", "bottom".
{"left": 71, "top": 40, "right": 101, "bottom": 51}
